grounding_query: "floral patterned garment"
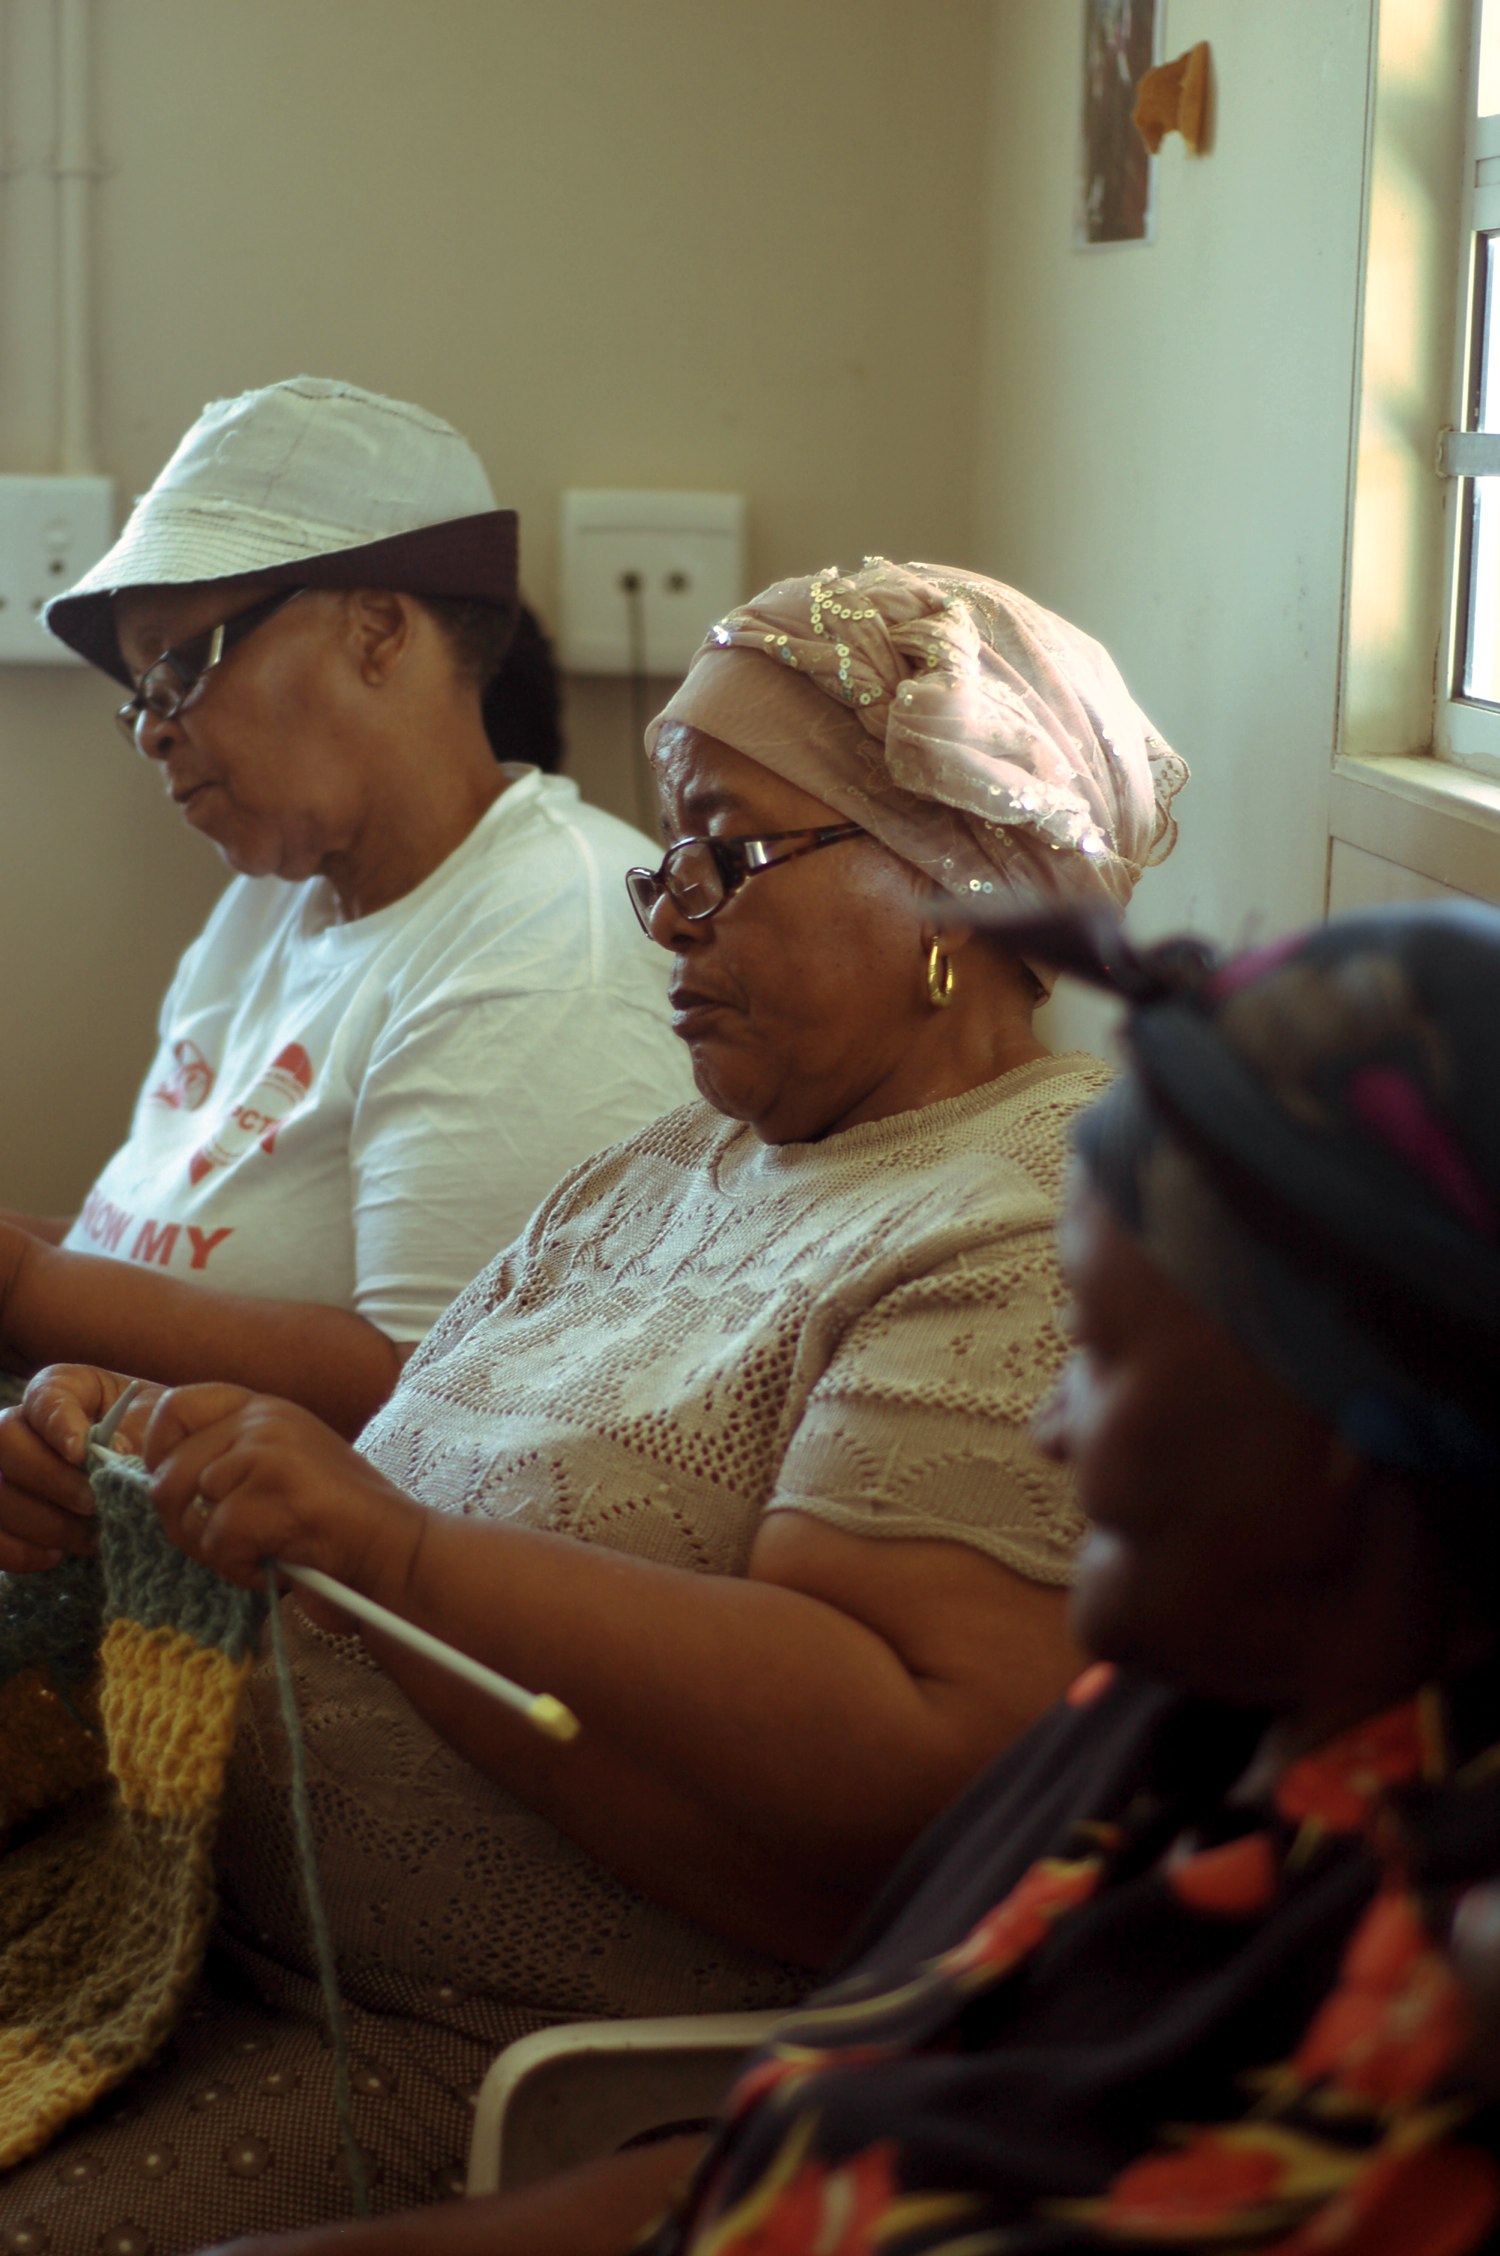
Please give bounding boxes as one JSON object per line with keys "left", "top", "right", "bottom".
{"left": 648, "top": 1662, "right": 1500, "bottom": 2256}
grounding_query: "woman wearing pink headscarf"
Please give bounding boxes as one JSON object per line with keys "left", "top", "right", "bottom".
{"left": 660, "top": 557, "right": 1180, "bottom": 923}
{"left": 0, "top": 561, "right": 1185, "bottom": 2251}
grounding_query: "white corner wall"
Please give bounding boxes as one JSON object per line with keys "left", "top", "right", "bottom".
{"left": 975, "top": 0, "right": 1378, "bottom": 1048}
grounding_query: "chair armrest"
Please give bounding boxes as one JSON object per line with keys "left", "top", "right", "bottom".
{"left": 466, "top": 2010, "right": 786, "bottom": 2195}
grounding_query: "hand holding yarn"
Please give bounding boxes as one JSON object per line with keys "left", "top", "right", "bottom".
{"left": 142, "top": 1382, "right": 427, "bottom": 1605}
{"left": 25, "top": 1362, "right": 158, "bottom": 1468}
{"left": 0, "top": 1363, "right": 155, "bottom": 1571}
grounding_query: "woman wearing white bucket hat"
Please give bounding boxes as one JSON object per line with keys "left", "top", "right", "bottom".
{"left": 0, "top": 376, "right": 691, "bottom": 1435}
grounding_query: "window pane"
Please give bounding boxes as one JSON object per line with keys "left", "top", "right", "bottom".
{"left": 1482, "top": 0, "right": 1500, "bottom": 117}
{"left": 1483, "top": 233, "right": 1500, "bottom": 432}
{"left": 1466, "top": 489, "right": 1500, "bottom": 702}
{"left": 1462, "top": 236, "right": 1500, "bottom": 702}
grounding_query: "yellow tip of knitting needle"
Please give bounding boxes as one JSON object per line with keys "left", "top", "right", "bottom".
{"left": 527, "top": 1693, "right": 581, "bottom": 1743}
{"left": 274, "top": 1560, "right": 581, "bottom": 1746}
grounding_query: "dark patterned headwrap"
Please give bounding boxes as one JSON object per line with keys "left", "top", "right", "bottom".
{"left": 995, "top": 903, "right": 1500, "bottom": 1479}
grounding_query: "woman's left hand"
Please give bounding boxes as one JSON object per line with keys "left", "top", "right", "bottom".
{"left": 142, "top": 1383, "right": 426, "bottom": 1600}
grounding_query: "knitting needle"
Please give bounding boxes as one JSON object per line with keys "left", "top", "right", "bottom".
{"left": 90, "top": 1377, "right": 145, "bottom": 1452}
{"left": 269, "top": 1561, "right": 581, "bottom": 1744}
{"left": 84, "top": 1382, "right": 579, "bottom": 1745}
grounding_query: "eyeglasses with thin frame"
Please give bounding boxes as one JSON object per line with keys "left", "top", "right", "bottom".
{"left": 625, "top": 822, "right": 864, "bottom": 934}
{"left": 114, "top": 585, "right": 307, "bottom": 745}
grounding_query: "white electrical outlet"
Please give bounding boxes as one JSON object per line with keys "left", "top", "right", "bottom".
{"left": 560, "top": 490, "right": 745, "bottom": 675}
{"left": 0, "top": 475, "right": 115, "bottom": 664}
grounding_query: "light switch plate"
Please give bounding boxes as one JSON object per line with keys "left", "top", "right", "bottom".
{"left": 0, "top": 475, "right": 115, "bottom": 663}
{"left": 561, "top": 489, "right": 745, "bottom": 675}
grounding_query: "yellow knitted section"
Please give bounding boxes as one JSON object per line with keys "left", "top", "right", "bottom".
{"left": 0, "top": 2024, "right": 117, "bottom": 2170}
{"left": 97, "top": 1619, "right": 250, "bottom": 1823}
{"left": 0, "top": 1804, "right": 216, "bottom": 2169}
{"left": 0, "top": 1454, "right": 266, "bottom": 2171}
{"left": 0, "top": 1665, "right": 103, "bottom": 1834}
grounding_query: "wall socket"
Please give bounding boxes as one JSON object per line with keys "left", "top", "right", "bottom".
{"left": 560, "top": 489, "right": 745, "bottom": 675}
{"left": 0, "top": 475, "right": 115, "bottom": 664}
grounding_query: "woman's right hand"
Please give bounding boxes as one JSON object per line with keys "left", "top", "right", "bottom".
{"left": 0, "top": 1364, "right": 159, "bottom": 1572}
{"left": 142, "top": 1382, "right": 425, "bottom": 1599}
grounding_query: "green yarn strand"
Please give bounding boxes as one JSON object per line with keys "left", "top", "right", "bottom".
{"left": 264, "top": 1564, "right": 370, "bottom": 2218}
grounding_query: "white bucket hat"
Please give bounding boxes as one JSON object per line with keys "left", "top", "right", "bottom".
{"left": 46, "top": 375, "right": 518, "bottom": 687}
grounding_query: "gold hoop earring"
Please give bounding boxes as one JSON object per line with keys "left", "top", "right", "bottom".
{"left": 926, "top": 940, "right": 955, "bottom": 1010}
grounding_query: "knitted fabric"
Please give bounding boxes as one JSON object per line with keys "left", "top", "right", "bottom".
{"left": 0, "top": 1447, "right": 263, "bottom": 2168}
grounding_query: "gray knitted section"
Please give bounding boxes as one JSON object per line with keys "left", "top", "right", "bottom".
{"left": 0, "top": 1376, "right": 106, "bottom": 1694}
{"left": 0, "top": 1453, "right": 265, "bottom": 1703}
{"left": 90, "top": 1454, "right": 266, "bottom": 1663}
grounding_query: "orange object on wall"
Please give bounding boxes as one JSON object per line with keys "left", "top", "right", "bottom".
{"left": 1133, "top": 40, "right": 1212, "bottom": 155}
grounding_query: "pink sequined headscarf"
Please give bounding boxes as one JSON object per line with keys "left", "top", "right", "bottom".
{"left": 647, "top": 559, "right": 1187, "bottom": 918}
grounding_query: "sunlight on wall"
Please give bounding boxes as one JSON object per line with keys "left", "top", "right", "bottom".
{"left": 1341, "top": 0, "right": 1469, "bottom": 762}
{"left": 975, "top": 0, "right": 1379, "bottom": 1047}
{"left": 1480, "top": 0, "right": 1500, "bottom": 113}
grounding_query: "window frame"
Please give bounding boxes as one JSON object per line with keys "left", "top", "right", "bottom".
{"left": 1328, "top": 0, "right": 1500, "bottom": 919}
{"left": 1435, "top": 14, "right": 1500, "bottom": 779}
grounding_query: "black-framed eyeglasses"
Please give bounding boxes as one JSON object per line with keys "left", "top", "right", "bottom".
{"left": 114, "top": 585, "right": 307, "bottom": 745}
{"left": 625, "top": 822, "right": 864, "bottom": 934}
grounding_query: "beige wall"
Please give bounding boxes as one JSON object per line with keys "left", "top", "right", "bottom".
{"left": 976, "top": 0, "right": 1379, "bottom": 1050}
{"left": 0, "top": 0, "right": 992, "bottom": 1210}
{"left": 0, "top": 0, "right": 1420, "bottom": 1202}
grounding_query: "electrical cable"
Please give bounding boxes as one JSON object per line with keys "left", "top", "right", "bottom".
{"left": 621, "top": 570, "right": 655, "bottom": 833}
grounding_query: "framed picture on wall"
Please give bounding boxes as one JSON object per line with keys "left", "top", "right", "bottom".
{"left": 1077, "top": 0, "right": 1159, "bottom": 247}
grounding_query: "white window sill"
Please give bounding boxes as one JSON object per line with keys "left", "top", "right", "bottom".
{"left": 1330, "top": 753, "right": 1500, "bottom": 904}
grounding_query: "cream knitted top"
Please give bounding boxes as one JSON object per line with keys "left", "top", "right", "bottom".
{"left": 217, "top": 1051, "right": 1110, "bottom": 2026}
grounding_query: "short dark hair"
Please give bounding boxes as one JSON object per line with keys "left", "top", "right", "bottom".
{"left": 419, "top": 594, "right": 564, "bottom": 773}
{"left": 480, "top": 602, "right": 565, "bottom": 773}
{"left": 419, "top": 593, "right": 517, "bottom": 689}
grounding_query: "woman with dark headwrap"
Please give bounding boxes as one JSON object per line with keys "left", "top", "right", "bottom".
{"left": 0, "top": 561, "right": 1183, "bottom": 2250}
{"left": 230, "top": 896, "right": 1500, "bottom": 2256}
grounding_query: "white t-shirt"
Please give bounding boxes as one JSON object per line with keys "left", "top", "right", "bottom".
{"left": 65, "top": 768, "right": 694, "bottom": 1342}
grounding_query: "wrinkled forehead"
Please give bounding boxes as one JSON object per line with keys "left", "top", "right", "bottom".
{"left": 1058, "top": 1160, "right": 1203, "bottom": 1344}
{"left": 650, "top": 719, "right": 848, "bottom": 835}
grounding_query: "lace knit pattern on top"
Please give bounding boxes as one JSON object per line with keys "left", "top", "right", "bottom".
{"left": 218, "top": 1053, "right": 1109, "bottom": 2033}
